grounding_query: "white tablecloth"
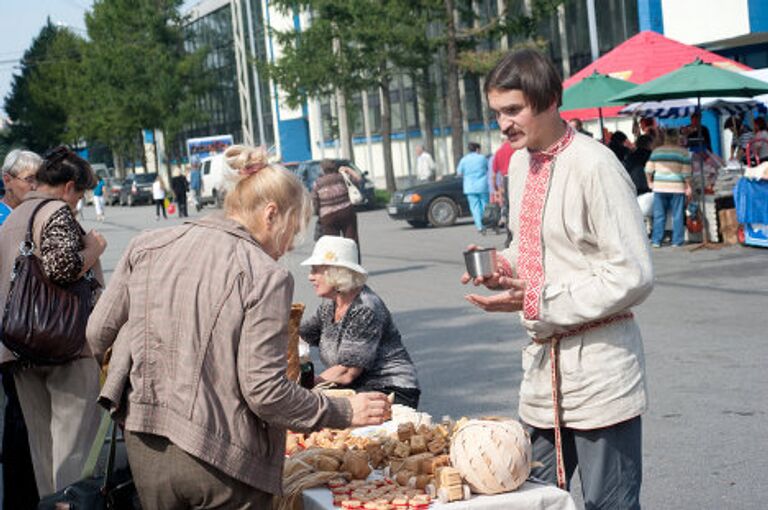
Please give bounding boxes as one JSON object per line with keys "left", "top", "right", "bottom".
{"left": 302, "top": 481, "right": 577, "bottom": 510}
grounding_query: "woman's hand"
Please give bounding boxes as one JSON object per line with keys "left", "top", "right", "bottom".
{"left": 348, "top": 392, "right": 391, "bottom": 426}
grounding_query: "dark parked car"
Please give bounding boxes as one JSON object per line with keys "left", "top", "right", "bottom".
{"left": 119, "top": 172, "right": 157, "bottom": 206}
{"left": 104, "top": 177, "right": 123, "bottom": 206}
{"left": 387, "top": 175, "right": 470, "bottom": 228}
{"left": 283, "top": 159, "right": 376, "bottom": 209}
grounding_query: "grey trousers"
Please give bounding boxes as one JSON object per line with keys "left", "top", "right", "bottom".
{"left": 14, "top": 358, "right": 102, "bottom": 497}
{"left": 125, "top": 431, "right": 272, "bottom": 509}
{"left": 527, "top": 415, "right": 642, "bottom": 510}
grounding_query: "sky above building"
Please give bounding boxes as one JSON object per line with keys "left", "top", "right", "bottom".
{"left": 0, "top": 0, "right": 199, "bottom": 117}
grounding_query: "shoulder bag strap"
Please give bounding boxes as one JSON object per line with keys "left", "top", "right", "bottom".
{"left": 21, "top": 199, "right": 56, "bottom": 254}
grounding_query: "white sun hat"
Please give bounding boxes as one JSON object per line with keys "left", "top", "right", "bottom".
{"left": 301, "top": 235, "right": 367, "bottom": 275}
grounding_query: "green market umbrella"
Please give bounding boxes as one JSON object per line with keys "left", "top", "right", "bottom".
{"left": 561, "top": 71, "right": 636, "bottom": 142}
{"left": 610, "top": 58, "right": 768, "bottom": 104}
{"left": 610, "top": 59, "right": 768, "bottom": 248}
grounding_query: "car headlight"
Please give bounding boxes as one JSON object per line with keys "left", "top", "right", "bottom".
{"left": 403, "top": 193, "right": 422, "bottom": 204}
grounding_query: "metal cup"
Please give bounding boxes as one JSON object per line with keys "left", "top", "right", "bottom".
{"left": 463, "top": 247, "right": 498, "bottom": 278}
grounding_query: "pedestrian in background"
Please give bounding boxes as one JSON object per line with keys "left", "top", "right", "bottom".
{"left": 456, "top": 142, "right": 489, "bottom": 235}
{"left": 0, "top": 146, "right": 106, "bottom": 498}
{"left": 93, "top": 175, "right": 106, "bottom": 221}
{"left": 86, "top": 145, "right": 389, "bottom": 509}
{"left": 170, "top": 169, "right": 189, "bottom": 218}
{"left": 608, "top": 130, "right": 631, "bottom": 164}
{"left": 490, "top": 140, "right": 514, "bottom": 229}
{"left": 624, "top": 135, "right": 653, "bottom": 196}
{"left": 645, "top": 128, "right": 692, "bottom": 247}
{"left": 189, "top": 162, "right": 203, "bottom": 211}
{"left": 0, "top": 148, "right": 42, "bottom": 509}
{"left": 568, "top": 118, "right": 592, "bottom": 137}
{"left": 152, "top": 175, "right": 167, "bottom": 220}
{"left": 415, "top": 144, "right": 436, "bottom": 182}
{"left": 312, "top": 159, "right": 360, "bottom": 261}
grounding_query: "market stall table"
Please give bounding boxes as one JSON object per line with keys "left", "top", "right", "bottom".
{"left": 302, "top": 480, "right": 577, "bottom": 510}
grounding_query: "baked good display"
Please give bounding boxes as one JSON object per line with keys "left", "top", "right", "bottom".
{"left": 279, "top": 411, "right": 532, "bottom": 508}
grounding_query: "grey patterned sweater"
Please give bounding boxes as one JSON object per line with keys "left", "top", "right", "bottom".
{"left": 299, "top": 286, "right": 419, "bottom": 391}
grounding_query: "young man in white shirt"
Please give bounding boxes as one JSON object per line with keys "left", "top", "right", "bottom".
{"left": 463, "top": 49, "right": 653, "bottom": 509}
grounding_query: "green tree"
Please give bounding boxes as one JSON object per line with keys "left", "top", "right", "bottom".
{"left": 4, "top": 21, "right": 85, "bottom": 153}
{"left": 268, "top": 0, "right": 434, "bottom": 192}
{"left": 75, "top": 0, "right": 210, "bottom": 176}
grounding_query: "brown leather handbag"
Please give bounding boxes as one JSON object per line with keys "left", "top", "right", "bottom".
{"left": 1, "top": 199, "right": 98, "bottom": 365}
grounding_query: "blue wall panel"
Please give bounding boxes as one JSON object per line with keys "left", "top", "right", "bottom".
{"left": 279, "top": 118, "right": 312, "bottom": 163}
{"left": 637, "top": 0, "right": 664, "bottom": 33}
{"left": 748, "top": 0, "right": 768, "bottom": 32}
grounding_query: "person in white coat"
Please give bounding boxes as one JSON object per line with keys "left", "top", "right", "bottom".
{"left": 152, "top": 176, "right": 167, "bottom": 220}
{"left": 415, "top": 145, "right": 436, "bottom": 182}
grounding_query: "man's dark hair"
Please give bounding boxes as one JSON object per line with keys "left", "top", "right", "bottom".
{"left": 635, "top": 134, "right": 653, "bottom": 151}
{"left": 320, "top": 159, "right": 339, "bottom": 174}
{"left": 484, "top": 48, "right": 563, "bottom": 113}
{"left": 38, "top": 145, "right": 96, "bottom": 191}
{"left": 468, "top": 142, "right": 481, "bottom": 152}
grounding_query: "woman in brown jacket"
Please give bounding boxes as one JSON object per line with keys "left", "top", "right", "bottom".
{"left": 86, "top": 145, "right": 389, "bottom": 509}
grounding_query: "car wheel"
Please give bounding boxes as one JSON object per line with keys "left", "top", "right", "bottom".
{"left": 407, "top": 220, "right": 429, "bottom": 228}
{"left": 427, "top": 197, "right": 458, "bottom": 227}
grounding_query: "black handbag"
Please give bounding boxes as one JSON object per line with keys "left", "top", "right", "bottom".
{"left": 482, "top": 202, "right": 502, "bottom": 229}
{"left": 38, "top": 420, "right": 139, "bottom": 510}
{"left": 1, "top": 199, "right": 98, "bottom": 365}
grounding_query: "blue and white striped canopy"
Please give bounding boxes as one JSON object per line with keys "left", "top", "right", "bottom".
{"left": 620, "top": 99, "right": 766, "bottom": 118}
{"left": 620, "top": 68, "right": 768, "bottom": 118}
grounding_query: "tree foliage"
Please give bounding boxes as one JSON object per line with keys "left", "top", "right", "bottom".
{"left": 3, "top": 21, "right": 85, "bottom": 153}
{"left": 79, "top": 0, "right": 210, "bottom": 167}
{"left": 3, "top": 1, "right": 211, "bottom": 170}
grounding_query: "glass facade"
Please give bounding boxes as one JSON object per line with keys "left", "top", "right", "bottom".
{"left": 178, "top": 0, "right": 640, "bottom": 157}
{"left": 176, "top": 1, "right": 275, "bottom": 160}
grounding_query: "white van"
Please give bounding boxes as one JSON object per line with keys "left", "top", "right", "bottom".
{"left": 200, "top": 154, "right": 233, "bottom": 208}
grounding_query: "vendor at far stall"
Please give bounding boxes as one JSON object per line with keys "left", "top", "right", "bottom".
{"left": 299, "top": 236, "right": 421, "bottom": 409}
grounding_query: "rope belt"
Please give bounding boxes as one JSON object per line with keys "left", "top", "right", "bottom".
{"left": 535, "top": 311, "right": 634, "bottom": 489}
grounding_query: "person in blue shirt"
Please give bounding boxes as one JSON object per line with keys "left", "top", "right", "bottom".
{"left": 188, "top": 162, "right": 203, "bottom": 211}
{"left": 93, "top": 176, "right": 106, "bottom": 221}
{"left": 456, "top": 142, "right": 490, "bottom": 234}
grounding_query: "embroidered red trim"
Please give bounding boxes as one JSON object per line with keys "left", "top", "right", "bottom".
{"left": 516, "top": 125, "right": 575, "bottom": 321}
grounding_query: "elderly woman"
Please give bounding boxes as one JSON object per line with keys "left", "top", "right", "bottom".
{"left": 0, "top": 146, "right": 105, "bottom": 497}
{"left": 1, "top": 149, "right": 40, "bottom": 221}
{"left": 86, "top": 145, "right": 389, "bottom": 509}
{"left": 300, "top": 236, "right": 421, "bottom": 409}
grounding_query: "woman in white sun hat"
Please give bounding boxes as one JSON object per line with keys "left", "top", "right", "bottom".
{"left": 300, "top": 235, "right": 421, "bottom": 408}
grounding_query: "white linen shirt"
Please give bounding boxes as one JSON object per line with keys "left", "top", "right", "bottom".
{"left": 501, "top": 131, "right": 654, "bottom": 429}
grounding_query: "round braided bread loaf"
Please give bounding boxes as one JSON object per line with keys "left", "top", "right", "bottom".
{"left": 449, "top": 419, "right": 531, "bottom": 494}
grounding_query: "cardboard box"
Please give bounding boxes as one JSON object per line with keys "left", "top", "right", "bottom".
{"left": 718, "top": 209, "right": 738, "bottom": 245}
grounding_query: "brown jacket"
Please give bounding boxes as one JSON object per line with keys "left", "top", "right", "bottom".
{"left": 0, "top": 192, "right": 103, "bottom": 365}
{"left": 86, "top": 212, "right": 352, "bottom": 493}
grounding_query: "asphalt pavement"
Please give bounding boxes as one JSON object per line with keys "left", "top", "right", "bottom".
{"left": 3, "top": 201, "right": 766, "bottom": 508}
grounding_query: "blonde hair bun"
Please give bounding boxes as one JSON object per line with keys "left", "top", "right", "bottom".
{"left": 225, "top": 145, "right": 271, "bottom": 175}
